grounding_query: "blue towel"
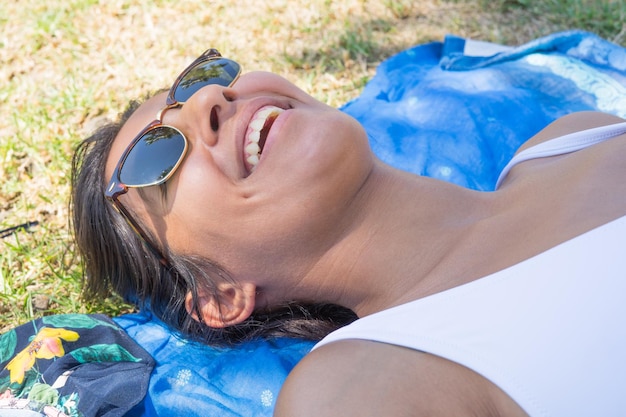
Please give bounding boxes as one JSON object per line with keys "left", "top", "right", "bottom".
{"left": 112, "top": 30, "right": 626, "bottom": 417}
{"left": 115, "top": 312, "right": 312, "bottom": 417}
{"left": 343, "top": 30, "right": 626, "bottom": 190}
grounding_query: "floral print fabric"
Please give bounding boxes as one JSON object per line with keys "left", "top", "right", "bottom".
{"left": 0, "top": 314, "right": 154, "bottom": 417}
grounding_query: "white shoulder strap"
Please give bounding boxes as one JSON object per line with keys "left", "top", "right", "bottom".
{"left": 496, "top": 121, "right": 626, "bottom": 189}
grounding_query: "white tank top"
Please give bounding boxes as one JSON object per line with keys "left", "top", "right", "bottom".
{"left": 315, "top": 122, "right": 626, "bottom": 417}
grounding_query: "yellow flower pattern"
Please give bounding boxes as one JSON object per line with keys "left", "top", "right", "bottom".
{"left": 0, "top": 314, "right": 150, "bottom": 417}
{"left": 4, "top": 327, "right": 79, "bottom": 384}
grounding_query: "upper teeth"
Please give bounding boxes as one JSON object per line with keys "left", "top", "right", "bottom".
{"left": 245, "top": 105, "right": 283, "bottom": 171}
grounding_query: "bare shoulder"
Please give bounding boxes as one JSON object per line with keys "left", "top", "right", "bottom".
{"left": 516, "top": 111, "right": 625, "bottom": 154}
{"left": 498, "top": 110, "right": 626, "bottom": 196}
{"left": 274, "top": 339, "right": 527, "bottom": 417}
{"left": 274, "top": 340, "right": 412, "bottom": 417}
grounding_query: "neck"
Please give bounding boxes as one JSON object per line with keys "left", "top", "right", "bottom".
{"left": 305, "top": 160, "right": 496, "bottom": 317}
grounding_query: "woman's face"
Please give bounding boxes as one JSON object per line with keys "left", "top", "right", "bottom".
{"left": 106, "top": 71, "right": 373, "bottom": 287}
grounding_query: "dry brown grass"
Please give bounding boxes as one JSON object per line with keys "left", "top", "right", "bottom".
{"left": 1, "top": 0, "right": 624, "bottom": 330}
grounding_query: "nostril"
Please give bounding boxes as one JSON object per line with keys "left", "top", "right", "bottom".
{"left": 210, "top": 106, "right": 219, "bottom": 131}
{"left": 222, "top": 89, "right": 237, "bottom": 102}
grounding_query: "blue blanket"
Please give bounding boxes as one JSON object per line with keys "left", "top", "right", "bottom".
{"left": 116, "top": 312, "right": 312, "bottom": 417}
{"left": 2, "top": 31, "right": 624, "bottom": 417}
{"left": 346, "top": 30, "right": 625, "bottom": 190}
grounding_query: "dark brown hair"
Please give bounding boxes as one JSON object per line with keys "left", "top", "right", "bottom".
{"left": 70, "top": 99, "right": 356, "bottom": 346}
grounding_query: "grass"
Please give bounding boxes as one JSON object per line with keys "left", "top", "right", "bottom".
{"left": 1, "top": 0, "right": 624, "bottom": 332}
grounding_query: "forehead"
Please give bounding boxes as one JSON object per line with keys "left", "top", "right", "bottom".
{"left": 105, "top": 91, "right": 169, "bottom": 180}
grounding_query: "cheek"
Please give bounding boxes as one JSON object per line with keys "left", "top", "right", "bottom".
{"left": 162, "top": 161, "right": 272, "bottom": 272}
{"left": 235, "top": 112, "right": 373, "bottom": 266}
{"left": 282, "top": 110, "right": 372, "bottom": 188}
{"left": 161, "top": 163, "right": 232, "bottom": 255}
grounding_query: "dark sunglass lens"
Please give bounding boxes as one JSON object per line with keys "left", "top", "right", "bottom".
{"left": 172, "top": 58, "right": 240, "bottom": 102}
{"left": 119, "top": 127, "right": 186, "bottom": 187}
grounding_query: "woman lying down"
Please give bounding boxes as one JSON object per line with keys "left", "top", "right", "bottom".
{"left": 72, "top": 49, "right": 626, "bottom": 416}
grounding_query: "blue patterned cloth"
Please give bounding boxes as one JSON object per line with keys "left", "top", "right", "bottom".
{"left": 344, "top": 30, "right": 626, "bottom": 190}
{"left": 114, "top": 312, "right": 312, "bottom": 417}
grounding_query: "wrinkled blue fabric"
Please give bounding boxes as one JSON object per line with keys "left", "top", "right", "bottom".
{"left": 115, "top": 30, "right": 626, "bottom": 416}
{"left": 344, "top": 30, "right": 625, "bottom": 190}
{"left": 114, "top": 312, "right": 313, "bottom": 417}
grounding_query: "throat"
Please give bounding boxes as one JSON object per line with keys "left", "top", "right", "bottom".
{"left": 343, "top": 169, "right": 492, "bottom": 316}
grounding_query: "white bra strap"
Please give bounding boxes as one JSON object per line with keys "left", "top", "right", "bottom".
{"left": 495, "top": 121, "right": 626, "bottom": 189}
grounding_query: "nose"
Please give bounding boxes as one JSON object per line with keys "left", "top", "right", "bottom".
{"left": 164, "top": 84, "right": 238, "bottom": 147}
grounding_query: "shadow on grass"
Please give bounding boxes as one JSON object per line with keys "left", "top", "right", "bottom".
{"left": 462, "top": 0, "right": 625, "bottom": 45}
{"left": 281, "top": 0, "right": 624, "bottom": 77}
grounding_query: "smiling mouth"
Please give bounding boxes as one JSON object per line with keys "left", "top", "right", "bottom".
{"left": 244, "top": 105, "right": 284, "bottom": 172}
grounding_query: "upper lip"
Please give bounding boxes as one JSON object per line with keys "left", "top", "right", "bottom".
{"left": 235, "top": 97, "right": 292, "bottom": 177}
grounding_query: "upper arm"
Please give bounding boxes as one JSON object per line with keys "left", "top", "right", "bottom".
{"left": 274, "top": 339, "right": 514, "bottom": 417}
{"left": 275, "top": 340, "right": 421, "bottom": 417}
{"left": 274, "top": 341, "right": 374, "bottom": 417}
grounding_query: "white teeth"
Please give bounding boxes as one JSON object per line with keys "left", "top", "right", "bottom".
{"left": 249, "top": 118, "right": 265, "bottom": 131}
{"left": 256, "top": 107, "right": 275, "bottom": 118}
{"left": 244, "top": 105, "right": 284, "bottom": 172}
{"left": 248, "top": 130, "right": 260, "bottom": 143}
{"left": 246, "top": 154, "right": 259, "bottom": 166}
{"left": 245, "top": 142, "right": 260, "bottom": 155}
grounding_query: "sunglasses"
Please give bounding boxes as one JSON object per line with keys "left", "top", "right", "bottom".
{"left": 105, "top": 49, "right": 241, "bottom": 265}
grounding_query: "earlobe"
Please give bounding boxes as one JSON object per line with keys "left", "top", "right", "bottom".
{"left": 185, "top": 282, "right": 257, "bottom": 328}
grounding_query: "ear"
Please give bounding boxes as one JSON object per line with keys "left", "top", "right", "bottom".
{"left": 185, "top": 282, "right": 257, "bottom": 328}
